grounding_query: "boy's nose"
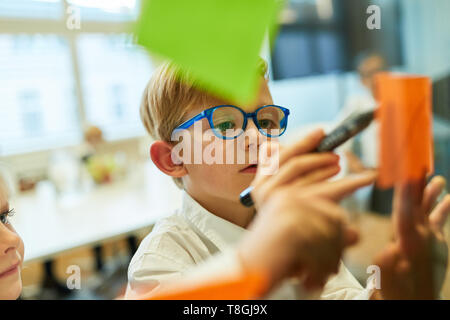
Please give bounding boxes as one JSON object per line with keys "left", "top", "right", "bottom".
{"left": 241, "top": 120, "right": 262, "bottom": 151}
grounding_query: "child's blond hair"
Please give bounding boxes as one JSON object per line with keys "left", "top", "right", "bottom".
{"left": 140, "top": 58, "right": 268, "bottom": 188}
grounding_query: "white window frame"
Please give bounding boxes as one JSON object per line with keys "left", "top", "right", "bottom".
{"left": 0, "top": 0, "right": 143, "bottom": 157}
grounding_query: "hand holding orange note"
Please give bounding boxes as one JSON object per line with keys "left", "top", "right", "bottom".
{"left": 376, "top": 72, "right": 434, "bottom": 188}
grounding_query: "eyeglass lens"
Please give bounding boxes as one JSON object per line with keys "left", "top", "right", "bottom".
{"left": 211, "top": 106, "right": 286, "bottom": 138}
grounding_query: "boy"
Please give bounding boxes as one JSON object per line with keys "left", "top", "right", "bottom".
{"left": 126, "top": 59, "right": 450, "bottom": 299}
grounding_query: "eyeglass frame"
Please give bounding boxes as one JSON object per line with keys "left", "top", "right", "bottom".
{"left": 172, "top": 104, "right": 290, "bottom": 140}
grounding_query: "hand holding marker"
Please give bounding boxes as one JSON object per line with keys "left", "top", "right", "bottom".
{"left": 239, "top": 110, "right": 375, "bottom": 207}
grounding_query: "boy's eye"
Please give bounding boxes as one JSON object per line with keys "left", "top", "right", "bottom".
{"left": 214, "top": 121, "right": 236, "bottom": 132}
{"left": 258, "top": 119, "right": 278, "bottom": 129}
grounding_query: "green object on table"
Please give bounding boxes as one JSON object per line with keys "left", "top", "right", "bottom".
{"left": 86, "top": 154, "right": 117, "bottom": 184}
{"left": 135, "top": 0, "right": 281, "bottom": 104}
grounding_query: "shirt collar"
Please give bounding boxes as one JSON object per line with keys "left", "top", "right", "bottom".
{"left": 180, "top": 191, "right": 246, "bottom": 252}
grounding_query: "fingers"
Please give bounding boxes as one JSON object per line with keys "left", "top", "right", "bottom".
{"left": 374, "top": 242, "right": 398, "bottom": 273}
{"left": 303, "top": 273, "right": 328, "bottom": 291}
{"left": 267, "top": 153, "right": 339, "bottom": 187}
{"left": 258, "top": 141, "right": 281, "bottom": 165}
{"left": 345, "top": 150, "right": 366, "bottom": 173}
{"left": 429, "top": 194, "right": 450, "bottom": 235}
{"left": 343, "top": 227, "right": 359, "bottom": 247}
{"left": 373, "top": 242, "right": 401, "bottom": 291}
{"left": 373, "top": 243, "right": 415, "bottom": 299}
{"left": 278, "top": 128, "right": 325, "bottom": 167}
{"left": 422, "top": 176, "right": 446, "bottom": 215}
{"left": 392, "top": 184, "right": 416, "bottom": 238}
{"left": 300, "top": 171, "right": 377, "bottom": 202}
{"left": 392, "top": 179, "right": 426, "bottom": 245}
{"left": 300, "top": 197, "right": 357, "bottom": 251}
{"left": 292, "top": 164, "right": 341, "bottom": 188}
{"left": 374, "top": 241, "right": 438, "bottom": 300}
{"left": 294, "top": 199, "right": 349, "bottom": 272}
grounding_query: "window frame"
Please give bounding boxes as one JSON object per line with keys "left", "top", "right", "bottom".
{"left": 0, "top": 0, "right": 145, "bottom": 157}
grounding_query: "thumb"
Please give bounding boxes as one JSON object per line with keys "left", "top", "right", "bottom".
{"left": 258, "top": 141, "right": 280, "bottom": 176}
{"left": 429, "top": 194, "right": 450, "bottom": 236}
{"left": 343, "top": 226, "right": 359, "bottom": 247}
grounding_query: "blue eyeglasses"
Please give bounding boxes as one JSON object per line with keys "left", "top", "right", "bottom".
{"left": 173, "top": 105, "right": 290, "bottom": 140}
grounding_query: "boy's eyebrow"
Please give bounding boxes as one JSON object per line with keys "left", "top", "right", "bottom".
{"left": 253, "top": 102, "right": 275, "bottom": 110}
{"left": 241, "top": 102, "right": 274, "bottom": 112}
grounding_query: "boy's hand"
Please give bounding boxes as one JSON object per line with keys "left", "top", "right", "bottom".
{"left": 238, "top": 171, "right": 377, "bottom": 293}
{"left": 345, "top": 150, "right": 367, "bottom": 174}
{"left": 251, "top": 128, "right": 342, "bottom": 209}
{"left": 374, "top": 176, "right": 450, "bottom": 299}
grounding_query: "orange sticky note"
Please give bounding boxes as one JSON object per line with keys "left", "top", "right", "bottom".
{"left": 376, "top": 72, "right": 434, "bottom": 188}
{"left": 140, "top": 269, "right": 268, "bottom": 300}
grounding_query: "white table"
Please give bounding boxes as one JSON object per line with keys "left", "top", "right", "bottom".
{"left": 10, "top": 161, "right": 183, "bottom": 264}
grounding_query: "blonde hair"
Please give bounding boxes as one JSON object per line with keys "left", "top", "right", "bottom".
{"left": 140, "top": 58, "right": 268, "bottom": 188}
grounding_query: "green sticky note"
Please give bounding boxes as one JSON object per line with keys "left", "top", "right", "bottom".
{"left": 135, "top": 0, "right": 279, "bottom": 104}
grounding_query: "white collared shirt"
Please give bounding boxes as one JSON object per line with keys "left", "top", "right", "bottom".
{"left": 125, "top": 191, "right": 372, "bottom": 299}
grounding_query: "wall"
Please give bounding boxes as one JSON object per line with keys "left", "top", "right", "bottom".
{"left": 400, "top": 0, "right": 450, "bottom": 79}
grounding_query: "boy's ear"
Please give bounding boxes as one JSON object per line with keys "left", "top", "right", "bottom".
{"left": 150, "top": 141, "right": 187, "bottom": 178}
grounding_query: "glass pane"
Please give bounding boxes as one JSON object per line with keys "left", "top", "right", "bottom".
{"left": 212, "top": 106, "right": 244, "bottom": 136}
{"left": 77, "top": 33, "right": 153, "bottom": 140}
{"left": 281, "top": 0, "right": 336, "bottom": 24}
{"left": 272, "top": 30, "right": 315, "bottom": 79}
{"left": 316, "top": 31, "right": 345, "bottom": 73}
{"left": 256, "top": 106, "right": 284, "bottom": 130}
{"left": 0, "top": 34, "right": 81, "bottom": 156}
{"left": 66, "top": 0, "right": 139, "bottom": 21}
{"left": 0, "top": 0, "right": 63, "bottom": 19}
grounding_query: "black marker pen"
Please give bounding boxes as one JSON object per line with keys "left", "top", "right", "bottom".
{"left": 239, "top": 110, "right": 375, "bottom": 207}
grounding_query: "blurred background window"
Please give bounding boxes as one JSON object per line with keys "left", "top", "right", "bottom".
{"left": 0, "top": 0, "right": 448, "bottom": 159}
{"left": 272, "top": 0, "right": 403, "bottom": 80}
{"left": 77, "top": 34, "right": 152, "bottom": 141}
{"left": 0, "top": 0, "right": 63, "bottom": 20}
{"left": 66, "top": 0, "right": 139, "bottom": 21}
{"left": 0, "top": 0, "right": 153, "bottom": 156}
{"left": 0, "top": 34, "right": 81, "bottom": 155}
